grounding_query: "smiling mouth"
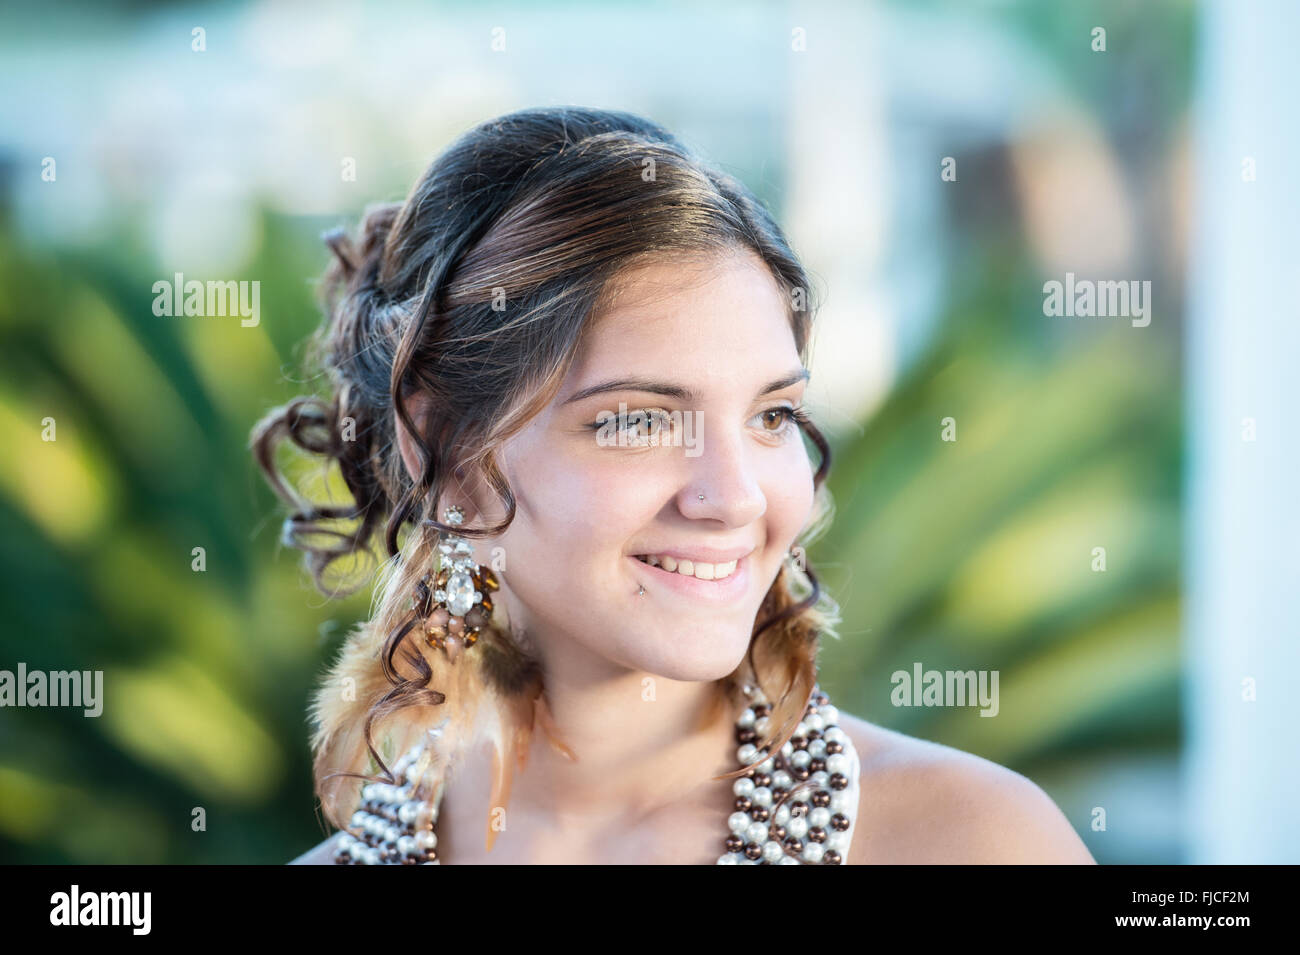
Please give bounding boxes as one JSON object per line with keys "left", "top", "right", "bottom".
{"left": 632, "top": 554, "right": 739, "bottom": 580}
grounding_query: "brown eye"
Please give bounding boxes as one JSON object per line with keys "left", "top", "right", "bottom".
{"left": 760, "top": 408, "right": 794, "bottom": 431}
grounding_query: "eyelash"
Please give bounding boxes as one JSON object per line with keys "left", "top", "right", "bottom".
{"left": 589, "top": 405, "right": 810, "bottom": 438}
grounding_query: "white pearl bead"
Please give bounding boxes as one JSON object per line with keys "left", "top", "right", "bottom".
{"left": 794, "top": 721, "right": 808, "bottom": 737}
{"left": 775, "top": 804, "right": 791, "bottom": 826}
{"left": 778, "top": 855, "right": 800, "bottom": 865}
{"left": 826, "top": 753, "right": 849, "bottom": 775}
{"left": 733, "top": 777, "right": 755, "bottom": 798}
{"left": 754, "top": 716, "right": 770, "bottom": 735}
{"left": 790, "top": 750, "right": 811, "bottom": 769}
{"left": 415, "top": 829, "right": 437, "bottom": 850}
{"left": 801, "top": 842, "right": 824, "bottom": 863}
{"left": 822, "top": 726, "right": 846, "bottom": 744}
{"left": 398, "top": 802, "right": 417, "bottom": 825}
{"left": 751, "top": 786, "right": 773, "bottom": 808}
{"left": 809, "top": 807, "right": 831, "bottom": 828}
{"left": 757, "top": 757, "right": 775, "bottom": 774}
{"left": 350, "top": 811, "right": 366, "bottom": 829}
{"left": 728, "top": 811, "right": 751, "bottom": 834}
{"left": 385, "top": 825, "right": 401, "bottom": 844}
{"left": 761, "top": 840, "right": 784, "bottom": 863}
{"left": 805, "top": 714, "right": 824, "bottom": 733}
{"left": 745, "top": 822, "right": 768, "bottom": 845}
{"left": 772, "top": 770, "right": 792, "bottom": 790}
{"left": 363, "top": 846, "right": 380, "bottom": 865}
{"left": 821, "top": 705, "right": 839, "bottom": 726}
{"left": 831, "top": 790, "right": 853, "bottom": 812}
{"left": 737, "top": 707, "right": 756, "bottom": 729}
{"left": 397, "top": 835, "right": 416, "bottom": 856}
{"left": 808, "top": 738, "right": 827, "bottom": 759}
{"left": 718, "top": 853, "right": 740, "bottom": 865}
{"left": 787, "top": 816, "right": 808, "bottom": 839}
{"left": 828, "top": 830, "right": 850, "bottom": 851}
{"left": 811, "top": 770, "right": 829, "bottom": 787}
{"left": 737, "top": 743, "right": 758, "bottom": 764}
{"left": 781, "top": 741, "right": 794, "bottom": 758}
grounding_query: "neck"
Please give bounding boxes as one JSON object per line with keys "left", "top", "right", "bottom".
{"left": 517, "top": 660, "right": 740, "bottom": 827}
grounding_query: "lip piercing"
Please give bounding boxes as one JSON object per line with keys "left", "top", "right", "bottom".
{"left": 698, "top": 493, "right": 705, "bottom": 501}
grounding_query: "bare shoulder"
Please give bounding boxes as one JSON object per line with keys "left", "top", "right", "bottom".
{"left": 288, "top": 835, "right": 340, "bottom": 865}
{"left": 834, "top": 712, "right": 1096, "bottom": 865}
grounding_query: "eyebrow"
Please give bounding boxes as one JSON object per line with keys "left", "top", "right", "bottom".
{"left": 562, "top": 367, "right": 810, "bottom": 405}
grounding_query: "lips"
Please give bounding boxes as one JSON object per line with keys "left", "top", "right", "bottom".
{"left": 627, "top": 549, "right": 754, "bottom": 602}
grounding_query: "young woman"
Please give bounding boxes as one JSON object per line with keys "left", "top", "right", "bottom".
{"left": 256, "top": 106, "right": 1095, "bottom": 865}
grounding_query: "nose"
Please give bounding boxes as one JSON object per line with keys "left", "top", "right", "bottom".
{"left": 678, "top": 426, "right": 766, "bottom": 527}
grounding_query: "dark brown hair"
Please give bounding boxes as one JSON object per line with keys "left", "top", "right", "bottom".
{"left": 251, "top": 106, "right": 839, "bottom": 829}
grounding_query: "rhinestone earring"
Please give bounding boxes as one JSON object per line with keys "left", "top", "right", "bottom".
{"left": 413, "top": 505, "right": 499, "bottom": 663}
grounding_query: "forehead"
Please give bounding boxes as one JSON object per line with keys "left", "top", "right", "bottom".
{"left": 572, "top": 248, "right": 799, "bottom": 379}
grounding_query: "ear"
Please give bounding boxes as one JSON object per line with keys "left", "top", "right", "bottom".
{"left": 394, "top": 389, "right": 436, "bottom": 483}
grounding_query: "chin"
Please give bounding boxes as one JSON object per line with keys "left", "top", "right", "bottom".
{"left": 625, "top": 623, "right": 753, "bottom": 684}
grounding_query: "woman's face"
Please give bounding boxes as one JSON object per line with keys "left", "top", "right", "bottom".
{"left": 475, "top": 247, "right": 816, "bottom": 682}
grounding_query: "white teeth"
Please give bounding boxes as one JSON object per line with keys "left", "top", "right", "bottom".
{"left": 635, "top": 555, "right": 740, "bottom": 580}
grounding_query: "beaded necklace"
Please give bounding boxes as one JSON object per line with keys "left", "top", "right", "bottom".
{"left": 332, "top": 681, "right": 860, "bottom": 865}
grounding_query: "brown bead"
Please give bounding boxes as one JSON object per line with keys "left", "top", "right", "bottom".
{"left": 750, "top": 806, "right": 770, "bottom": 823}
{"left": 725, "top": 834, "right": 744, "bottom": 853}
{"left": 793, "top": 766, "right": 811, "bottom": 781}
{"left": 829, "top": 773, "right": 848, "bottom": 791}
{"left": 825, "top": 740, "right": 843, "bottom": 755}
{"left": 753, "top": 772, "right": 771, "bottom": 788}
{"left": 831, "top": 813, "right": 850, "bottom": 831}
{"left": 754, "top": 703, "right": 772, "bottom": 718}
{"left": 736, "top": 728, "right": 758, "bottom": 744}
{"left": 734, "top": 796, "right": 752, "bottom": 812}
{"left": 823, "top": 849, "right": 842, "bottom": 865}
{"left": 812, "top": 790, "right": 831, "bottom": 808}
{"left": 744, "top": 843, "right": 763, "bottom": 861}
{"left": 771, "top": 825, "right": 787, "bottom": 841}
{"left": 783, "top": 837, "right": 803, "bottom": 854}
{"left": 790, "top": 735, "right": 807, "bottom": 749}
{"left": 443, "top": 634, "right": 463, "bottom": 663}
{"left": 808, "top": 826, "right": 827, "bottom": 844}
{"left": 810, "top": 757, "right": 826, "bottom": 773}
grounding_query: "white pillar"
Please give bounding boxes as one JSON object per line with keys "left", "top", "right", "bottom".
{"left": 1184, "top": 0, "right": 1300, "bottom": 863}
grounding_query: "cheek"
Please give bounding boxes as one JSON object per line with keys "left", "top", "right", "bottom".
{"left": 501, "top": 445, "right": 656, "bottom": 569}
{"left": 762, "top": 444, "right": 817, "bottom": 544}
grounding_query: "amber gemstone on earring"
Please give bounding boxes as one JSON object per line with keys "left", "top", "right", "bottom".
{"left": 481, "top": 572, "right": 500, "bottom": 592}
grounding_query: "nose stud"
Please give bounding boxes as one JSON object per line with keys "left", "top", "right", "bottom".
{"left": 698, "top": 493, "right": 705, "bottom": 501}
